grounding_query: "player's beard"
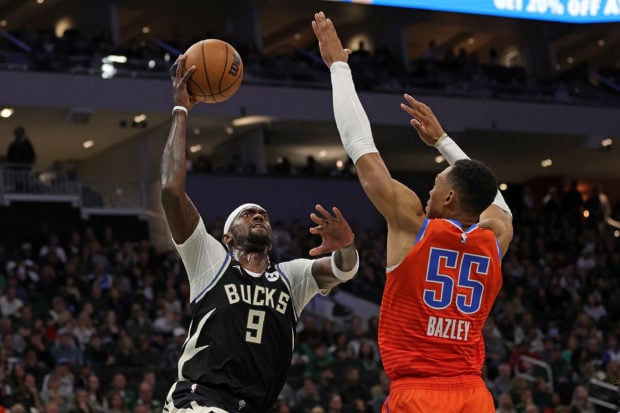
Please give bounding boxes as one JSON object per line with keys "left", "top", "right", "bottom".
{"left": 244, "top": 232, "right": 272, "bottom": 254}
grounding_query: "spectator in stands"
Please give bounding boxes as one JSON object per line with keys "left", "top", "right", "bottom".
{"left": 70, "top": 388, "right": 97, "bottom": 413}
{"left": 495, "top": 392, "right": 517, "bottom": 413}
{"left": 105, "top": 391, "right": 129, "bottom": 413}
{"left": 421, "top": 39, "right": 441, "bottom": 62}
{"left": 492, "top": 363, "right": 513, "bottom": 400}
{"left": 40, "top": 362, "right": 75, "bottom": 406}
{"left": 339, "top": 366, "right": 369, "bottom": 409}
{"left": 6, "top": 243, "right": 39, "bottom": 289}
{"left": 84, "top": 374, "right": 105, "bottom": 413}
{"left": 135, "top": 381, "right": 162, "bottom": 413}
{"left": 51, "top": 329, "right": 82, "bottom": 369}
{"left": 0, "top": 286, "right": 24, "bottom": 318}
{"left": 160, "top": 326, "right": 186, "bottom": 369}
{"left": 583, "top": 292, "right": 607, "bottom": 324}
{"left": 6, "top": 126, "right": 36, "bottom": 170}
{"left": 602, "top": 335, "right": 620, "bottom": 366}
{"left": 160, "top": 53, "right": 359, "bottom": 413}
{"left": 83, "top": 334, "right": 109, "bottom": 371}
{"left": 294, "top": 377, "right": 323, "bottom": 413}
{"left": 106, "top": 373, "right": 136, "bottom": 411}
{"left": 39, "top": 234, "right": 67, "bottom": 264}
{"left": 125, "top": 305, "right": 152, "bottom": 340}
{"left": 325, "top": 393, "right": 344, "bottom": 413}
{"left": 567, "top": 385, "right": 595, "bottom": 412}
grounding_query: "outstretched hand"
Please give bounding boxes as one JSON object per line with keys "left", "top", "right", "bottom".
{"left": 308, "top": 204, "right": 354, "bottom": 256}
{"left": 311, "top": 11, "right": 351, "bottom": 67}
{"left": 400, "top": 94, "right": 446, "bottom": 146}
{"left": 171, "top": 54, "right": 198, "bottom": 111}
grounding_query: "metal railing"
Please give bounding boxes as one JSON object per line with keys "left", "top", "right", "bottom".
{"left": 0, "top": 165, "right": 146, "bottom": 217}
{"left": 79, "top": 178, "right": 146, "bottom": 218}
{"left": 0, "top": 166, "right": 80, "bottom": 205}
{"left": 514, "top": 355, "right": 554, "bottom": 393}
{"left": 588, "top": 378, "right": 619, "bottom": 412}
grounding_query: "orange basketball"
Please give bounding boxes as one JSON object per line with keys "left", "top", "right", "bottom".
{"left": 183, "top": 39, "right": 243, "bottom": 103}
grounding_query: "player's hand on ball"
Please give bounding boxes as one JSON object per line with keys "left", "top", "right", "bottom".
{"left": 172, "top": 54, "right": 197, "bottom": 111}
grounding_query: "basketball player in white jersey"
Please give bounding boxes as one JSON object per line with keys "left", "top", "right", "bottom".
{"left": 160, "top": 54, "right": 360, "bottom": 413}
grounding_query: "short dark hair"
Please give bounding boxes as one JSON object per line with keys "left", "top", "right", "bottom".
{"left": 448, "top": 159, "right": 497, "bottom": 215}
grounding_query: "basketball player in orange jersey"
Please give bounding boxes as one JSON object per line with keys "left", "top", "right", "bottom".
{"left": 312, "top": 11, "right": 514, "bottom": 413}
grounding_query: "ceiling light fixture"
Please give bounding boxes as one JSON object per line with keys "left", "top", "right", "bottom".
{"left": 231, "top": 115, "right": 273, "bottom": 127}
{"left": 499, "top": 183, "right": 508, "bottom": 191}
{"left": 601, "top": 138, "right": 613, "bottom": 147}
{"left": 0, "top": 107, "right": 14, "bottom": 118}
{"left": 434, "top": 155, "right": 444, "bottom": 164}
{"left": 190, "top": 144, "right": 202, "bottom": 153}
{"left": 541, "top": 159, "right": 553, "bottom": 168}
{"left": 82, "top": 140, "right": 95, "bottom": 149}
{"left": 133, "top": 114, "right": 147, "bottom": 123}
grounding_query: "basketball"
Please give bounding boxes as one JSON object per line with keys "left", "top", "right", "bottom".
{"left": 183, "top": 39, "right": 243, "bottom": 103}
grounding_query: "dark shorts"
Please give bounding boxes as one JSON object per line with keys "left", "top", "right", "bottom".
{"left": 163, "top": 381, "right": 257, "bottom": 413}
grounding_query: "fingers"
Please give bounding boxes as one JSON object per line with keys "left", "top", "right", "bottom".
{"left": 309, "top": 212, "right": 324, "bottom": 226}
{"left": 181, "top": 65, "right": 196, "bottom": 85}
{"left": 314, "top": 204, "right": 331, "bottom": 220}
{"left": 332, "top": 206, "right": 344, "bottom": 221}
{"left": 309, "top": 204, "right": 343, "bottom": 228}
{"left": 308, "top": 246, "right": 322, "bottom": 257}
{"left": 173, "top": 54, "right": 186, "bottom": 79}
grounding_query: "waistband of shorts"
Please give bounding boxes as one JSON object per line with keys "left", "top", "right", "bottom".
{"left": 390, "top": 375, "right": 486, "bottom": 391}
{"left": 176, "top": 381, "right": 259, "bottom": 413}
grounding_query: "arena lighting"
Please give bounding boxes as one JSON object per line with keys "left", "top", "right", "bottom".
{"left": 0, "top": 107, "right": 14, "bottom": 118}
{"left": 133, "top": 114, "right": 147, "bottom": 124}
{"left": 601, "top": 138, "right": 613, "bottom": 147}
{"left": 326, "top": 0, "right": 620, "bottom": 23}
{"left": 541, "top": 159, "right": 553, "bottom": 167}
{"left": 231, "top": 115, "right": 273, "bottom": 127}
{"left": 189, "top": 144, "right": 202, "bottom": 153}
{"left": 101, "top": 63, "right": 116, "bottom": 79}
{"left": 103, "top": 55, "right": 127, "bottom": 64}
{"left": 82, "top": 140, "right": 95, "bottom": 149}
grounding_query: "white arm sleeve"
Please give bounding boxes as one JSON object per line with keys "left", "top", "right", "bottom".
{"left": 174, "top": 217, "right": 229, "bottom": 301}
{"left": 435, "top": 134, "right": 469, "bottom": 164}
{"left": 330, "top": 61, "right": 378, "bottom": 163}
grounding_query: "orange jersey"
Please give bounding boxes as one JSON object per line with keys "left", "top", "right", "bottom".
{"left": 379, "top": 218, "right": 503, "bottom": 380}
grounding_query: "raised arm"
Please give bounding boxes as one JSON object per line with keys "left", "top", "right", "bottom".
{"left": 401, "top": 94, "right": 514, "bottom": 257}
{"left": 312, "top": 12, "right": 425, "bottom": 237}
{"left": 161, "top": 55, "right": 200, "bottom": 244}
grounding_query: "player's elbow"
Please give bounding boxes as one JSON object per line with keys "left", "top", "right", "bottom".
{"left": 160, "top": 181, "right": 184, "bottom": 205}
